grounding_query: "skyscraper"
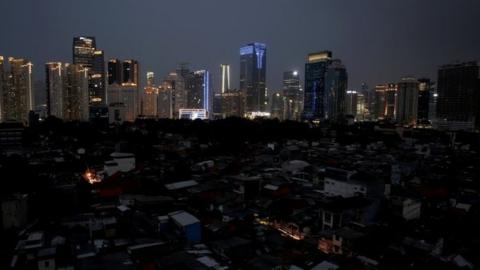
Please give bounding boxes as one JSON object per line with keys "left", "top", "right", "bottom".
{"left": 303, "top": 51, "right": 331, "bottom": 121}
{"left": 345, "top": 90, "right": 358, "bottom": 117}
{"left": 72, "top": 36, "right": 106, "bottom": 105}
{"left": 360, "top": 83, "right": 374, "bottom": 120}
{"left": 374, "top": 84, "right": 387, "bottom": 120}
{"left": 385, "top": 83, "right": 397, "bottom": 119}
{"left": 158, "top": 70, "right": 188, "bottom": 119}
{"left": 417, "top": 78, "right": 433, "bottom": 124}
{"left": 325, "top": 59, "right": 348, "bottom": 120}
{"left": 192, "top": 70, "right": 210, "bottom": 113}
{"left": 64, "top": 64, "right": 89, "bottom": 121}
{"left": 147, "top": 72, "right": 155, "bottom": 87}
{"left": 45, "top": 62, "right": 64, "bottom": 118}
{"left": 270, "top": 92, "right": 285, "bottom": 120}
{"left": 90, "top": 50, "right": 105, "bottom": 104}
{"left": 122, "top": 60, "right": 139, "bottom": 86}
{"left": 73, "top": 37, "right": 96, "bottom": 66}
{"left": 0, "top": 56, "right": 4, "bottom": 123}
{"left": 220, "top": 64, "right": 230, "bottom": 94}
{"left": 356, "top": 92, "right": 366, "bottom": 121}
{"left": 240, "top": 42, "right": 267, "bottom": 113}
{"left": 428, "top": 83, "right": 438, "bottom": 124}
{"left": 142, "top": 72, "right": 158, "bottom": 117}
{"left": 108, "top": 59, "right": 122, "bottom": 85}
{"left": 283, "top": 70, "right": 302, "bottom": 120}
{"left": 107, "top": 59, "right": 140, "bottom": 122}
{"left": 45, "top": 62, "right": 89, "bottom": 121}
{"left": 216, "top": 91, "right": 245, "bottom": 118}
{"left": 436, "top": 61, "right": 480, "bottom": 131}
{"left": 374, "top": 83, "right": 396, "bottom": 120}
{"left": 157, "top": 65, "right": 211, "bottom": 119}
{"left": 1, "top": 57, "right": 33, "bottom": 123}
{"left": 396, "top": 77, "right": 419, "bottom": 125}
{"left": 158, "top": 74, "right": 175, "bottom": 119}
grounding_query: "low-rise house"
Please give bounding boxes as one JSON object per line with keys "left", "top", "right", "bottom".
{"left": 169, "top": 211, "right": 202, "bottom": 243}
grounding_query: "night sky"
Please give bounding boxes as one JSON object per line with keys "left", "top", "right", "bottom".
{"left": 1, "top": 0, "right": 479, "bottom": 94}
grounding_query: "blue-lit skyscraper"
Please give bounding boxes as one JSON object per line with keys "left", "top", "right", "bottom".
{"left": 303, "top": 51, "right": 331, "bottom": 120}
{"left": 240, "top": 42, "right": 267, "bottom": 113}
{"left": 192, "top": 70, "right": 211, "bottom": 113}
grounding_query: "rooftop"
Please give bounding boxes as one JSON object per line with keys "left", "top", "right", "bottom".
{"left": 169, "top": 211, "right": 200, "bottom": 227}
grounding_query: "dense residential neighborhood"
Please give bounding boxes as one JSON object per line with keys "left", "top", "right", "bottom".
{"left": 1, "top": 118, "right": 479, "bottom": 270}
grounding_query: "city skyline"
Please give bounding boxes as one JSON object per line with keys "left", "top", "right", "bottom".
{"left": 1, "top": 0, "right": 479, "bottom": 91}
{"left": 2, "top": 2, "right": 480, "bottom": 269}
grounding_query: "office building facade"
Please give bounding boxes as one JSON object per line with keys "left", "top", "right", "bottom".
{"left": 435, "top": 61, "right": 479, "bottom": 131}
{"left": 142, "top": 72, "right": 158, "bottom": 117}
{"left": 108, "top": 58, "right": 122, "bottom": 85}
{"left": 417, "top": 78, "right": 433, "bottom": 124}
{"left": 303, "top": 51, "right": 331, "bottom": 121}
{"left": 214, "top": 90, "right": 245, "bottom": 119}
{"left": 191, "top": 70, "right": 210, "bottom": 113}
{"left": 1, "top": 57, "right": 34, "bottom": 123}
{"left": 345, "top": 90, "right": 358, "bottom": 117}
{"left": 64, "top": 64, "right": 89, "bottom": 121}
{"left": 72, "top": 36, "right": 106, "bottom": 105}
{"left": 374, "top": 83, "right": 397, "bottom": 120}
{"left": 396, "top": 77, "right": 419, "bottom": 125}
{"left": 325, "top": 59, "right": 347, "bottom": 120}
{"left": 107, "top": 59, "right": 140, "bottom": 122}
{"left": 283, "top": 70, "right": 302, "bottom": 121}
{"left": 45, "top": 62, "right": 64, "bottom": 118}
{"left": 240, "top": 42, "right": 267, "bottom": 113}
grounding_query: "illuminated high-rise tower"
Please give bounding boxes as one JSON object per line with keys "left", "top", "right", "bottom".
{"left": 385, "top": 83, "right": 397, "bottom": 119}
{"left": 147, "top": 71, "right": 155, "bottom": 87}
{"left": 45, "top": 62, "right": 89, "bottom": 121}
{"left": 122, "top": 59, "right": 139, "bottom": 86}
{"left": 345, "top": 90, "right": 358, "bottom": 117}
{"left": 90, "top": 50, "right": 105, "bottom": 104}
{"left": 158, "top": 72, "right": 176, "bottom": 119}
{"left": 45, "top": 62, "right": 65, "bottom": 118}
{"left": 374, "top": 83, "right": 396, "bottom": 120}
{"left": 192, "top": 70, "right": 210, "bottom": 112}
{"left": 374, "top": 84, "right": 387, "bottom": 120}
{"left": 303, "top": 52, "right": 348, "bottom": 121}
{"left": 220, "top": 64, "right": 230, "bottom": 93}
{"left": 73, "top": 37, "right": 96, "bottom": 66}
{"left": 64, "top": 64, "right": 89, "bottom": 121}
{"left": 303, "top": 51, "right": 331, "bottom": 120}
{"left": 360, "top": 83, "right": 374, "bottom": 119}
{"left": 240, "top": 42, "right": 267, "bottom": 113}
{"left": 1, "top": 57, "right": 33, "bottom": 123}
{"left": 108, "top": 58, "right": 122, "bottom": 85}
{"left": 283, "top": 70, "right": 302, "bottom": 120}
{"left": 72, "top": 36, "right": 106, "bottom": 105}
{"left": 107, "top": 59, "right": 140, "bottom": 121}
{"left": 142, "top": 72, "right": 158, "bottom": 117}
